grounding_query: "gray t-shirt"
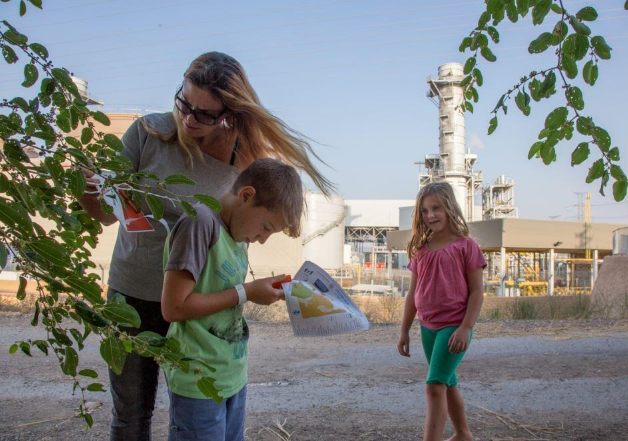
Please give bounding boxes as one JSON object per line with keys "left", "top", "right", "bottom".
{"left": 108, "top": 112, "right": 240, "bottom": 302}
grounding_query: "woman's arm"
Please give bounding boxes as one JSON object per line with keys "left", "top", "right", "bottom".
{"left": 397, "top": 272, "right": 418, "bottom": 357}
{"left": 161, "top": 271, "right": 288, "bottom": 322}
{"left": 448, "top": 267, "right": 484, "bottom": 353}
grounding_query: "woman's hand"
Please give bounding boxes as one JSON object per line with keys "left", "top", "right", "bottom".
{"left": 448, "top": 326, "right": 471, "bottom": 354}
{"left": 397, "top": 331, "right": 411, "bottom": 357}
{"left": 244, "top": 274, "right": 287, "bottom": 305}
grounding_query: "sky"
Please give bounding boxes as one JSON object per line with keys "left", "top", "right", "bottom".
{"left": 1, "top": 0, "right": 627, "bottom": 223}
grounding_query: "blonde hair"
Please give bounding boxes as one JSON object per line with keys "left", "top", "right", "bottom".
{"left": 231, "top": 158, "right": 303, "bottom": 238}
{"left": 406, "top": 181, "right": 469, "bottom": 259}
{"left": 142, "top": 52, "right": 334, "bottom": 196}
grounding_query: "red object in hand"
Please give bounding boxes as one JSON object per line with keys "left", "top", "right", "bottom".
{"left": 272, "top": 275, "right": 292, "bottom": 289}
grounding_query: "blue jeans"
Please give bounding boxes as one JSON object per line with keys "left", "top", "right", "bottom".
{"left": 108, "top": 290, "right": 170, "bottom": 441}
{"left": 168, "top": 386, "right": 247, "bottom": 441}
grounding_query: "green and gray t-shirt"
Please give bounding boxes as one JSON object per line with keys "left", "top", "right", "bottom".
{"left": 163, "top": 204, "right": 249, "bottom": 399}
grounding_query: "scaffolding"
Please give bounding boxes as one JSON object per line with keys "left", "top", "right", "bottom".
{"left": 482, "top": 175, "right": 518, "bottom": 220}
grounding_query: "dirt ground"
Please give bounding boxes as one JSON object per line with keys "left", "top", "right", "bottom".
{"left": 0, "top": 313, "right": 627, "bottom": 441}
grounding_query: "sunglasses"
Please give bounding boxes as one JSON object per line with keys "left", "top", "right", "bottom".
{"left": 174, "top": 87, "right": 226, "bottom": 126}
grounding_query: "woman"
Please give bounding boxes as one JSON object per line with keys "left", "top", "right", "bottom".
{"left": 79, "top": 51, "right": 332, "bottom": 441}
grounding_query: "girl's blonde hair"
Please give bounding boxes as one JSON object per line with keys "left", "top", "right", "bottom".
{"left": 142, "top": 51, "right": 334, "bottom": 196}
{"left": 406, "top": 181, "right": 469, "bottom": 259}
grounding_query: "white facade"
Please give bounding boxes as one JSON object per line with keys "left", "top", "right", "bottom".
{"left": 344, "top": 200, "right": 415, "bottom": 227}
{"left": 301, "top": 191, "right": 346, "bottom": 270}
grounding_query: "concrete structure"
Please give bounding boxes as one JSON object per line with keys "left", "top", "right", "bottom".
{"left": 421, "top": 62, "right": 483, "bottom": 221}
{"left": 482, "top": 175, "right": 518, "bottom": 219}
{"left": 302, "top": 192, "right": 345, "bottom": 270}
{"left": 387, "top": 218, "right": 626, "bottom": 297}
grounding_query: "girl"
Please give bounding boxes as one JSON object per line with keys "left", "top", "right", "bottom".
{"left": 397, "top": 182, "right": 486, "bottom": 441}
{"left": 78, "top": 52, "right": 333, "bottom": 441}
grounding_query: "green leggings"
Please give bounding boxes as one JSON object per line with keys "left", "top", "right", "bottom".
{"left": 420, "top": 325, "right": 473, "bottom": 387}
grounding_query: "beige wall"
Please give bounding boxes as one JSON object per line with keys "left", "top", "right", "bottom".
{"left": 387, "top": 218, "right": 627, "bottom": 253}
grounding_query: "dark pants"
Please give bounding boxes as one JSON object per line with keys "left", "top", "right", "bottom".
{"left": 108, "top": 289, "right": 170, "bottom": 441}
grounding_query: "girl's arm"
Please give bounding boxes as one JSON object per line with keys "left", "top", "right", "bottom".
{"left": 397, "top": 272, "right": 418, "bottom": 357}
{"left": 448, "top": 267, "right": 484, "bottom": 353}
{"left": 161, "top": 270, "right": 288, "bottom": 322}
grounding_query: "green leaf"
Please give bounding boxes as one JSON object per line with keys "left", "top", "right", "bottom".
{"left": 74, "top": 300, "right": 109, "bottom": 327}
{"left": 573, "top": 34, "right": 589, "bottom": 61}
{"left": 478, "top": 11, "right": 491, "bottom": 28}
{"left": 145, "top": 194, "right": 164, "bottom": 220}
{"left": 9, "top": 343, "right": 19, "bottom": 354}
{"left": 576, "top": 6, "right": 598, "bottom": 21}
{"left": 2, "top": 45, "right": 18, "bottom": 64}
{"left": 565, "top": 86, "right": 584, "bottom": 111}
{"left": 472, "top": 68, "right": 483, "bottom": 87}
{"left": 480, "top": 46, "right": 497, "bottom": 62}
{"left": 613, "top": 179, "right": 627, "bottom": 202}
{"left": 465, "top": 101, "right": 474, "bottom": 113}
{"left": 518, "top": 0, "right": 530, "bottom": 17}
{"left": 583, "top": 61, "right": 598, "bottom": 86}
{"left": 28, "top": 238, "right": 71, "bottom": 267}
{"left": 577, "top": 116, "right": 594, "bottom": 135}
{"left": 609, "top": 147, "right": 620, "bottom": 161}
{"left": 532, "top": 0, "right": 551, "bottom": 25}
{"left": 181, "top": 201, "right": 198, "bottom": 218}
{"left": 81, "top": 127, "right": 93, "bottom": 144}
{"left": 569, "top": 15, "right": 591, "bottom": 36}
{"left": 592, "top": 127, "right": 611, "bottom": 152}
{"left": 4, "top": 29, "right": 28, "bottom": 46}
{"left": 65, "top": 276, "right": 103, "bottom": 305}
{"left": 488, "top": 116, "right": 498, "bottom": 135}
{"left": 28, "top": 42, "right": 48, "bottom": 59}
{"left": 56, "top": 114, "right": 71, "bottom": 133}
{"left": 561, "top": 54, "right": 577, "bottom": 79}
{"left": 198, "top": 377, "right": 222, "bottom": 402}
{"left": 611, "top": 165, "right": 627, "bottom": 181}
{"left": 22, "top": 64, "right": 38, "bottom": 88}
{"left": 591, "top": 36, "right": 612, "bottom": 60}
{"left": 28, "top": 0, "right": 43, "bottom": 8}
{"left": 571, "top": 142, "right": 590, "bottom": 165}
{"left": 79, "top": 369, "right": 98, "bottom": 378}
{"left": 506, "top": 2, "right": 518, "bottom": 22}
{"left": 164, "top": 174, "right": 195, "bottom": 186}
{"left": 0, "top": 243, "right": 7, "bottom": 269}
{"left": 459, "top": 37, "right": 472, "bottom": 52}
{"left": 103, "top": 134, "right": 124, "bottom": 152}
{"left": 463, "top": 57, "right": 476, "bottom": 75}
{"left": 86, "top": 383, "right": 106, "bottom": 392}
{"left": 550, "top": 3, "right": 563, "bottom": 14}
{"left": 101, "top": 302, "right": 141, "bottom": 328}
{"left": 62, "top": 347, "right": 78, "bottom": 377}
{"left": 460, "top": 75, "right": 472, "bottom": 88}
{"left": 100, "top": 337, "right": 126, "bottom": 376}
{"left": 528, "top": 141, "right": 544, "bottom": 159}
{"left": 19, "top": 1, "right": 26, "bottom": 16}
{"left": 487, "top": 26, "right": 499, "bottom": 43}
{"left": 51, "top": 68, "right": 80, "bottom": 98}
{"left": 528, "top": 32, "right": 552, "bottom": 54}
{"left": 16, "top": 276, "right": 27, "bottom": 301}
{"left": 586, "top": 159, "right": 605, "bottom": 183}
{"left": 10, "top": 97, "right": 30, "bottom": 112}
{"left": 540, "top": 143, "right": 556, "bottom": 165}
{"left": 545, "top": 107, "right": 568, "bottom": 129}
{"left": 91, "top": 111, "right": 111, "bottom": 126}
{"left": 68, "top": 169, "right": 87, "bottom": 198}
{"left": 0, "top": 198, "right": 33, "bottom": 233}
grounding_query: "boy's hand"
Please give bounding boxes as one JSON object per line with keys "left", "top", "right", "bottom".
{"left": 244, "top": 274, "right": 287, "bottom": 306}
{"left": 397, "top": 331, "right": 411, "bottom": 357}
{"left": 448, "top": 326, "right": 471, "bottom": 354}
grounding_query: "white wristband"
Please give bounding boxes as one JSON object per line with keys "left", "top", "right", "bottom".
{"left": 235, "top": 284, "right": 247, "bottom": 306}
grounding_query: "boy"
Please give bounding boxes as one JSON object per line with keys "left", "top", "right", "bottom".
{"left": 161, "top": 158, "right": 303, "bottom": 440}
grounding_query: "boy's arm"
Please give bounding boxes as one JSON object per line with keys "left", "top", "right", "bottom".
{"left": 448, "top": 267, "right": 484, "bottom": 353}
{"left": 161, "top": 270, "right": 288, "bottom": 322}
{"left": 397, "top": 272, "right": 418, "bottom": 357}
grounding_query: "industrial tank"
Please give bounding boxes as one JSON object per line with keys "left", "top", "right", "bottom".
{"left": 301, "top": 191, "right": 345, "bottom": 270}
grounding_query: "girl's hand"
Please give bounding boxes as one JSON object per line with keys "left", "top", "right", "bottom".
{"left": 397, "top": 332, "right": 411, "bottom": 357}
{"left": 244, "top": 274, "right": 287, "bottom": 306}
{"left": 448, "top": 326, "right": 471, "bottom": 354}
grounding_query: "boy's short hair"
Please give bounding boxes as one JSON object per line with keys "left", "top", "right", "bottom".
{"left": 231, "top": 158, "right": 304, "bottom": 238}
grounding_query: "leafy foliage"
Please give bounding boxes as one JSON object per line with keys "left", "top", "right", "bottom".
{"left": 0, "top": 0, "right": 222, "bottom": 428}
{"left": 459, "top": 0, "right": 626, "bottom": 201}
